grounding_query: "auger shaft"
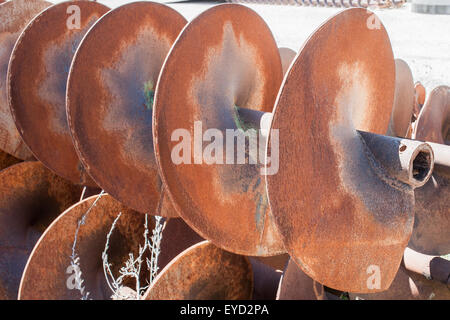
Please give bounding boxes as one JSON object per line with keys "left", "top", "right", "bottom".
{"left": 238, "top": 108, "right": 448, "bottom": 189}
{"left": 403, "top": 248, "right": 450, "bottom": 287}
{"left": 424, "top": 141, "right": 450, "bottom": 176}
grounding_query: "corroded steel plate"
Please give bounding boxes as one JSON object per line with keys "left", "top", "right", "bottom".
{"left": 411, "top": 174, "right": 450, "bottom": 255}
{"left": 0, "top": 161, "right": 82, "bottom": 299}
{"left": 0, "top": 148, "right": 22, "bottom": 171}
{"left": 66, "top": 2, "right": 186, "bottom": 214}
{"left": 266, "top": 9, "right": 411, "bottom": 293}
{"left": 362, "top": 86, "right": 450, "bottom": 300}
{"left": 153, "top": 4, "right": 284, "bottom": 255}
{"left": 19, "top": 194, "right": 146, "bottom": 300}
{"left": 276, "top": 258, "right": 326, "bottom": 300}
{"left": 252, "top": 253, "right": 289, "bottom": 271}
{"left": 249, "top": 257, "right": 283, "bottom": 300}
{"left": 158, "top": 217, "right": 204, "bottom": 269}
{"left": 388, "top": 59, "right": 415, "bottom": 137}
{"left": 349, "top": 265, "right": 450, "bottom": 300}
{"left": 144, "top": 241, "right": 253, "bottom": 300}
{"left": 0, "top": 0, "right": 51, "bottom": 159}
{"left": 414, "top": 82, "right": 426, "bottom": 111}
{"left": 413, "top": 86, "right": 449, "bottom": 144}
{"left": 8, "top": 1, "right": 109, "bottom": 186}
{"left": 410, "top": 86, "right": 450, "bottom": 255}
{"left": 19, "top": 198, "right": 205, "bottom": 299}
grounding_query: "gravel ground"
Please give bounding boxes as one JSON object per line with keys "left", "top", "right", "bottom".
{"left": 96, "top": 1, "right": 450, "bottom": 92}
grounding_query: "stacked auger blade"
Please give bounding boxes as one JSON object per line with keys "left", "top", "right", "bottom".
{"left": 0, "top": 0, "right": 448, "bottom": 300}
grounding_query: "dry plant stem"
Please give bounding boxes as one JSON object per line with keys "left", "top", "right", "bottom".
{"left": 70, "top": 190, "right": 106, "bottom": 300}
{"left": 148, "top": 216, "right": 167, "bottom": 284}
{"left": 102, "top": 213, "right": 167, "bottom": 300}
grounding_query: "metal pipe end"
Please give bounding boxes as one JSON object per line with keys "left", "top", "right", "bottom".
{"left": 404, "top": 141, "right": 434, "bottom": 188}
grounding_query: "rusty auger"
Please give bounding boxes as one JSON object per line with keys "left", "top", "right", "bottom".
{"left": 151, "top": 4, "right": 448, "bottom": 295}
{"left": 19, "top": 194, "right": 145, "bottom": 300}
{"left": 66, "top": 1, "right": 187, "bottom": 217}
{"left": 152, "top": 4, "right": 287, "bottom": 257}
{"left": 0, "top": 0, "right": 51, "bottom": 161}
{"left": 0, "top": 0, "right": 448, "bottom": 301}
{"left": 7, "top": 1, "right": 109, "bottom": 187}
{"left": 0, "top": 161, "right": 83, "bottom": 299}
{"left": 19, "top": 193, "right": 204, "bottom": 299}
{"left": 352, "top": 86, "right": 450, "bottom": 299}
{"left": 143, "top": 241, "right": 253, "bottom": 300}
{"left": 264, "top": 8, "right": 448, "bottom": 293}
{"left": 17, "top": 2, "right": 204, "bottom": 300}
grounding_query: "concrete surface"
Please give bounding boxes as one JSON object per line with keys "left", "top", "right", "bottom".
{"left": 82, "top": 1, "right": 450, "bottom": 92}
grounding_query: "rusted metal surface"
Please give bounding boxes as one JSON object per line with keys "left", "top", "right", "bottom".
{"left": 19, "top": 194, "right": 146, "bottom": 300}
{"left": 278, "top": 47, "right": 296, "bottom": 76}
{"left": 0, "top": 0, "right": 51, "bottom": 160}
{"left": 410, "top": 86, "right": 450, "bottom": 255}
{"left": 408, "top": 82, "right": 427, "bottom": 138}
{"left": 252, "top": 253, "right": 289, "bottom": 271}
{"left": 349, "top": 263, "right": 450, "bottom": 300}
{"left": 158, "top": 217, "right": 204, "bottom": 270}
{"left": 144, "top": 241, "right": 253, "bottom": 300}
{"left": 7, "top": 1, "right": 109, "bottom": 187}
{"left": 413, "top": 86, "right": 449, "bottom": 145}
{"left": 276, "top": 258, "right": 327, "bottom": 300}
{"left": 358, "top": 86, "right": 450, "bottom": 300}
{"left": 0, "top": 148, "right": 22, "bottom": 171}
{"left": 266, "top": 9, "right": 421, "bottom": 293}
{"left": 153, "top": 4, "right": 285, "bottom": 256}
{"left": 19, "top": 198, "right": 206, "bottom": 300}
{"left": 0, "top": 161, "right": 83, "bottom": 300}
{"left": 414, "top": 82, "right": 426, "bottom": 116}
{"left": 357, "top": 131, "right": 433, "bottom": 188}
{"left": 249, "top": 257, "right": 283, "bottom": 300}
{"left": 66, "top": 2, "right": 186, "bottom": 215}
{"left": 411, "top": 172, "right": 450, "bottom": 255}
{"left": 387, "top": 59, "right": 415, "bottom": 138}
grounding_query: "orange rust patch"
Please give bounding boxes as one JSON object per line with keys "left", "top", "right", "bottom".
{"left": 153, "top": 4, "right": 284, "bottom": 256}
{"left": 19, "top": 194, "right": 145, "bottom": 300}
{"left": 0, "top": 161, "right": 82, "bottom": 299}
{"left": 267, "top": 9, "right": 415, "bottom": 293}
{"left": 7, "top": 1, "right": 109, "bottom": 186}
{"left": 67, "top": 2, "right": 186, "bottom": 215}
{"left": 144, "top": 241, "right": 253, "bottom": 300}
{"left": 0, "top": 0, "right": 51, "bottom": 159}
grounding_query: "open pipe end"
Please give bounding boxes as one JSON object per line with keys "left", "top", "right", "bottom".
{"left": 407, "top": 142, "right": 434, "bottom": 188}
{"left": 358, "top": 131, "right": 435, "bottom": 189}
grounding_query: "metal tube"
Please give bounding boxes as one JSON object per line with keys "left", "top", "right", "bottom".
{"left": 403, "top": 247, "right": 450, "bottom": 286}
{"left": 423, "top": 141, "right": 450, "bottom": 176}
{"left": 358, "top": 130, "right": 434, "bottom": 188}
